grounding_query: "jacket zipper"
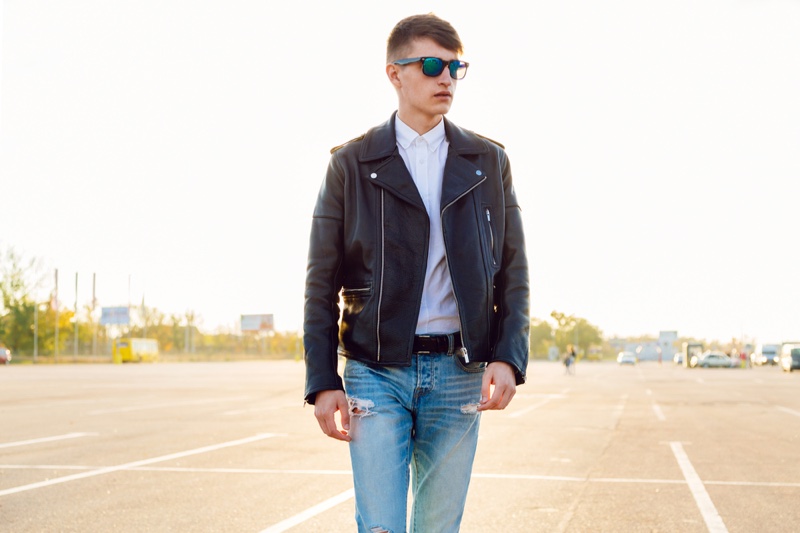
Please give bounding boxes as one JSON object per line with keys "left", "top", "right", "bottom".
{"left": 485, "top": 208, "right": 496, "bottom": 265}
{"left": 376, "top": 190, "right": 385, "bottom": 361}
{"left": 441, "top": 174, "right": 488, "bottom": 363}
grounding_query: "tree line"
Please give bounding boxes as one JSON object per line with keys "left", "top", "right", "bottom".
{"left": 0, "top": 247, "right": 301, "bottom": 359}
{"left": 2, "top": 246, "right": 709, "bottom": 362}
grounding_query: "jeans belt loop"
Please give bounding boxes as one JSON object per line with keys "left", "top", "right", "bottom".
{"left": 447, "top": 333, "right": 454, "bottom": 355}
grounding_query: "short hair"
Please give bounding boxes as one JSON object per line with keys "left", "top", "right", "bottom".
{"left": 386, "top": 13, "right": 463, "bottom": 63}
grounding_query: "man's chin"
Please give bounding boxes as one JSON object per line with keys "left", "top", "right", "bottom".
{"left": 431, "top": 103, "right": 453, "bottom": 116}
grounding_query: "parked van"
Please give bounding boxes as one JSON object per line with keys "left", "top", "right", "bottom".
{"left": 751, "top": 343, "right": 780, "bottom": 366}
{"left": 112, "top": 338, "right": 159, "bottom": 364}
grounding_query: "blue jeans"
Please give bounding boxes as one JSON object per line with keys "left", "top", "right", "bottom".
{"left": 343, "top": 353, "right": 485, "bottom": 533}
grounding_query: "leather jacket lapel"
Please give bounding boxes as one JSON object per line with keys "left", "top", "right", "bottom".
{"left": 442, "top": 155, "right": 486, "bottom": 209}
{"left": 366, "top": 156, "right": 425, "bottom": 210}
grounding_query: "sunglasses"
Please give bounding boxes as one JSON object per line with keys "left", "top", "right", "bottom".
{"left": 392, "top": 57, "right": 469, "bottom": 80}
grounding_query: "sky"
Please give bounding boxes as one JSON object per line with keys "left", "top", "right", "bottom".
{"left": 1, "top": 0, "right": 799, "bottom": 345}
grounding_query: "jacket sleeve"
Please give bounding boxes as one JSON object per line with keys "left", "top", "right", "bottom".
{"left": 303, "top": 155, "right": 346, "bottom": 404}
{"left": 492, "top": 152, "right": 530, "bottom": 385}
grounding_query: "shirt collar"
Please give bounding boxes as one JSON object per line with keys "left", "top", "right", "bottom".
{"left": 395, "top": 116, "right": 446, "bottom": 152}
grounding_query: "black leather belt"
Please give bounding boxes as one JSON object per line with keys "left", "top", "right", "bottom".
{"left": 412, "top": 332, "right": 462, "bottom": 354}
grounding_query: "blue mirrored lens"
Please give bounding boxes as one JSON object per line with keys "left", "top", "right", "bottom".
{"left": 448, "top": 61, "right": 466, "bottom": 79}
{"left": 421, "top": 58, "right": 445, "bottom": 77}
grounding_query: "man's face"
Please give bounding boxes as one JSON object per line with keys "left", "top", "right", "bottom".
{"left": 388, "top": 37, "right": 460, "bottom": 129}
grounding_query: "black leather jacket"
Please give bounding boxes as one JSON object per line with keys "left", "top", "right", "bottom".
{"left": 304, "top": 113, "right": 529, "bottom": 404}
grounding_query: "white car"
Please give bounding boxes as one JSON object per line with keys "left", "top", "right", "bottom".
{"left": 0, "top": 346, "right": 11, "bottom": 365}
{"left": 780, "top": 343, "right": 800, "bottom": 372}
{"left": 691, "top": 351, "right": 733, "bottom": 368}
{"left": 617, "top": 351, "right": 637, "bottom": 365}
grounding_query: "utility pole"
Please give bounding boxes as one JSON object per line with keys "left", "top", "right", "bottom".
{"left": 74, "top": 272, "right": 79, "bottom": 359}
{"left": 128, "top": 274, "right": 132, "bottom": 349}
{"left": 54, "top": 269, "right": 59, "bottom": 363}
{"left": 33, "top": 303, "right": 38, "bottom": 363}
{"left": 92, "top": 273, "right": 97, "bottom": 356}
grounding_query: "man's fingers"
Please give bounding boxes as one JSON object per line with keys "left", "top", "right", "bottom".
{"left": 316, "top": 410, "right": 351, "bottom": 441}
{"left": 477, "top": 362, "right": 517, "bottom": 411}
{"left": 479, "top": 384, "right": 515, "bottom": 410}
{"left": 314, "top": 390, "right": 352, "bottom": 442}
{"left": 339, "top": 397, "right": 351, "bottom": 432}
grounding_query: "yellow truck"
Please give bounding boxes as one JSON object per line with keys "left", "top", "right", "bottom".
{"left": 112, "top": 338, "right": 159, "bottom": 363}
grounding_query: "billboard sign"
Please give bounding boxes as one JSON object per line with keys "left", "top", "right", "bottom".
{"left": 100, "top": 306, "right": 130, "bottom": 326}
{"left": 241, "top": 314, "right": 274, "bottom": 332}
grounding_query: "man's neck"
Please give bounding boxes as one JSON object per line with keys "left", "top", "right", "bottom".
{"left": 396, "top": 110, "right": 444, "bottom": 136}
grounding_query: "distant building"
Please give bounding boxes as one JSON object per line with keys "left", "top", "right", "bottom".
{"left": 659, "top": 331, "right": 678, "bottom": 360}
{"left": 626, "top": 341, "right": 660, "bottom": 361}
{"left": 614, "top": 331, "right": 679, "bottom": 362}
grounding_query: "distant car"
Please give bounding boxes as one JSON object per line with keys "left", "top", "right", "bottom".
{"left": 617, "top": 351, "right": 637, "bottom": 365}
{"left": 692, "top": 351, "right": 733, "bottom": 368}
{"left": 0, "top": 346, "right": 11, "bottom": 365}
{"left": 780, "top": 343, "right": 800, "bottom": 372}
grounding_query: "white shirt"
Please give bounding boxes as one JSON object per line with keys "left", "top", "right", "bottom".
{"left": 395, "top": 116, "right": 461, "bottom": 335}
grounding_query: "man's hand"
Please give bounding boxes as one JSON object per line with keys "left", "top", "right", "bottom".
{"left": 314, "top": 390, "right": 352, "bottom": 442}
{"left": 477, "top": 361, "right": 516, "bottom": 411}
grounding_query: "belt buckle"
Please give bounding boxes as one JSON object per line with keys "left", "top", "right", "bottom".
{"left": 416, "top": 335, "right": 432, "bottom": 354}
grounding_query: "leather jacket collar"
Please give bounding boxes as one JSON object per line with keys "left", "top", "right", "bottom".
{"left": 357, "top": 112, "right": 491, "bottom": 163}
{"left": 357, "top": 113, "right": 494, "bottom": 209}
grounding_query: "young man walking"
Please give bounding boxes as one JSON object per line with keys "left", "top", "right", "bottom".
{"left": 304, "top": 13, "right": 530, "bottom": 532}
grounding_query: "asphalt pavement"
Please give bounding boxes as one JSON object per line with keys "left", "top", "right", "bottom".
{"left": 2, "top": 359, "right": 799, "bottom": 532}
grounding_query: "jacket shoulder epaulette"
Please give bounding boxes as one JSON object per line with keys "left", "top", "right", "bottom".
{"left": 330, "top": 134, "right": 366, "bottom": 154}
{"left": 475, "top": 132, "right": 505, "bottom": 149}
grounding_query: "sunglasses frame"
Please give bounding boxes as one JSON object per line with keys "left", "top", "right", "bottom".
{"left": 392, "top": 57, "right": 469, "bottom": 80}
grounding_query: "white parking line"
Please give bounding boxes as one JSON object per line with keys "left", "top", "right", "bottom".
{"left": 776, "top": 406, "right": 800, "bottom": 418}
{"left": 652, "top": 403, "right": 666, "bottom": 421}
{"left": 261, "top": 488, "right": 355, "bottom": 533}
{"left": 508, "top": 397, "right": 556, "bottom": 418}
{"left": 89, "top": 396, "right": 253, "bottom": 415}
{"left": 0, "top": 433, "right": 282, "bottom": 497}
{"left": 5, "top": 463, "right": 800, "bottom": 488}
{"left": 0, "top": 432, "right": 97, "bottom": 449}
{"left": 0, "top": 464, "right": 347, "bottom": 475}
{"left": 670, "top": 442, "right": 728, "bottom": 533}
{"left": 222, "top": 402, "right": 297, "bottom": 416}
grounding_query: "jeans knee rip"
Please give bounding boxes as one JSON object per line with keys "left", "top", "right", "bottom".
{"left": 347, "top": 396, "right": 375, "bottom": 417}
{"left": 369, "top": 527, "right": 391, "bottom": 533}
{"left": 460, "top": 402, "right": 481, "bottom": 414}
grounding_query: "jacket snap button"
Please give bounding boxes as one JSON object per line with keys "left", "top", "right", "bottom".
{"left": 476, "top": 170, "right": 483, "bottom": 176}
{"left": 370, "top": 173, "right": 377, "bottom": 179}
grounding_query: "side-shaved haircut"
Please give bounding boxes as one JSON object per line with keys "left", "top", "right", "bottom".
{"left": 386, "top": 13, "right": 463, "bottom": 63}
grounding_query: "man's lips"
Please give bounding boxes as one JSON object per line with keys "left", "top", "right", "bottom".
{"left": 435, "top": 91, "right": 452, "bottom": 98}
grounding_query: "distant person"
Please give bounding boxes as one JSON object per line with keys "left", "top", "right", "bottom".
{"left": 565, "top": 345, "right": 576, "bottom": 375}
{"left": 302, "top": 13, "right": 530, "bottom": 533}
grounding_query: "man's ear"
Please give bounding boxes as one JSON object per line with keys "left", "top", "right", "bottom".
{"left": 386, "top": 63, "right": 402, "bottom": 88}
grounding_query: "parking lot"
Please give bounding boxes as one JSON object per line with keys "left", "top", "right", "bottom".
{"left": 2, "top": 359, "right": 799, "bottom": 532}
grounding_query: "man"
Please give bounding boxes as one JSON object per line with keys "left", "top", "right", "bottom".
{"left": 304, "top": 13, "right": 529, "bottom": 532}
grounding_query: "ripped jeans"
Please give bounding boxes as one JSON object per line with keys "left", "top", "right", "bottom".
{"left": 343, "top": 353, "right": 485, "bottom": 533}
